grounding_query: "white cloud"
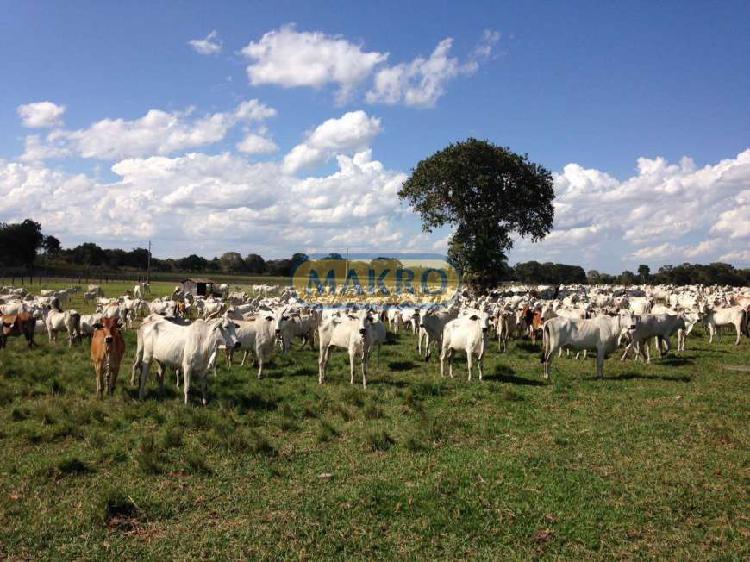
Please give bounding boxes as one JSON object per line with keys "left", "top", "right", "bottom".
{"left": 241, "top": 24, "right": 387, "bottom": 102}
{"left": 17, "top": 102, "right": 66, "bottom": 128}
{"left": 188, "top": 30, "right": 222, "bottom": 55}
{"left": 366, "top": 32, "right": 498, "bottom": 107}
{"left": 512, "top": 148, "right": 750, "bottom": 269}
{"left": 0, "top": 147, "right": 413, "bottom": 257}
{"left": 283, "top": 110, "right": 382, "bottom": 173}
{"left": 236, "top": 132, "right": 278, "bottom": 154}
{"left": 23, "top": 100, "right": 276, "bottom": 161}
{"left": 234, "top": 99, "right": 277, "bottom": 122}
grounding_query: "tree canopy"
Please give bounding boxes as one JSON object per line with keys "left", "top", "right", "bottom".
{"left": 399, "top": 138, "right": 554, "bottom": 288}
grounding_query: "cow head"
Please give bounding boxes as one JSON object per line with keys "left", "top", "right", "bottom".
{"left": 215, "top": 316, "right": 241, "bottom": 349}
{"left": 2, "top": 315, "right": 18, "bottom": 337}
{"left": 93, "top": 316, "right": 121, "bottom": 346}
{"left": 469, "top": 310, "right": 491, "bottom": 333}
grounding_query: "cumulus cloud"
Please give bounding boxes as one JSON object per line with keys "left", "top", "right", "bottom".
{"left": 17, "top": 102, "right": 66, "bottom": 128}
{"left": 283, "top": 110, "right": 382, "bottom": 173}
{"left": 236, "top": 132, "right": 278, "bottom": 154}
{"left": 512, "top": 148, "right": 750, "bottom": 269}
{"left": 22, "top": 99, "right": 276, "bottom": 161}
{"left": 366, "top": 32, "right": 498, "bottom": 107}
{"left": 241, "top": 24, "right": 387, "bottom": 102}
{"left": 0, "top": 147, "right": 413, "bottom": 256}
{"left": 188, "top": 30, "right": 222, "bottom": 55}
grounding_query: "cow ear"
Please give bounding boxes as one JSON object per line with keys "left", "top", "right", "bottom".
{"left": 470, "top": 314, "right": 479, "bottom": 321}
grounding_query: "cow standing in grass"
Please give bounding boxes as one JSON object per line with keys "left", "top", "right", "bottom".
{"left": 91, "top": 317, "right": 125, "bottom": 398}
{"left": 541, "top": 314, "right": 634, "bottom": 380}
{"left": 0, "top": 311, "right": 36, "bottom": 349}
{"left": 440, "top": 310, "right": 491, "bottom": 381}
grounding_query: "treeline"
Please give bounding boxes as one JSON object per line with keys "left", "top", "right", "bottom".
{"left": 3, "top": 219, "right": 750, "bottom": 285}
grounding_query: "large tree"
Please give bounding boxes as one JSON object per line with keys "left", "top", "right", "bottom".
{"left": 399, "top": 138, "right": 554, "bottom": 288}
{"left": 0, "top": 219, "right": 44, "bottom": 268}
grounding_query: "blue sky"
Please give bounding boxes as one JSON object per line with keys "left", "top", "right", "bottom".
{"left": 1, "top": 1, "right": 749, "bottom": 272}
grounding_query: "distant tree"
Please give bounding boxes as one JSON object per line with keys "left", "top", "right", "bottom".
{"left": 42, "top": 234, "right": 61, "bottom": 256}
{"left": 220, "top": 252, "right": 246, "bottom": 273}
{"left": 399, "top": 138, "right": 554, "bottom": 288}
{"left": 619, "top": 270, "right": 637, "bottom": 285}
{"left": 0, "top": 219, "right": 44, "bottom": 268}
{"left": 178, "top": 254, "right": 208, "bottom": 272}
{"left": 244, "top": 253, "right": 267, "bottom": 274}
{"left": 325, "top": 252, "right": 344, "bottom": 260}
{"left": 587, "top": 270, "right": 602, "bottom": 284}
{"left": 637, "top": 264, "right": 651, "bottom": 283}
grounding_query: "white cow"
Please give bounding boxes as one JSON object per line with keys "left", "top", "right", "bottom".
{"left": 542, "top": 314, "right": 633, "bottom": 380}
{"left": 79, "top": 313, "right": 104, "bottom": 339}
{"left": 418, "top": 306, "right": 458, "bottom": 360}
{"left": 702, "top": 306, "right": 747, "bottom": 345}
{"left": 46, "top": 308, "right": 81, "bottom": 346}
{"left": 440, "top": 310, "right": 491, "bottom": 381}
{"left": 133, "top": 316, "right": 239, "bottom": 402}
{"left": 229, "top": 310, "right": 288, "bottom": 379}
{"left": 620, "top": 314, "right": 685, "bottom": 363}
{"left": 318, "top": 310, "right": 372, "bottom": 388}
{"left": 181, "top": 318, "right": 240, "bottom": 405}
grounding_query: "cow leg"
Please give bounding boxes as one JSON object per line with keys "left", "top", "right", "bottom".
{"left": 448, "top": 349, "right": 454, "bottom": 379}
{"left": 620, "top": 342, "right": 632, "bottom": 361}
{"left": 662, "top": 336, "right": 671, "bottom": 357}
{"left": 318, "top": 348, "right": 329, "bottom": 384}
{"left": 240, "top": 350, "right": 250, "bottom": 366}
{"left": 361, "top": 352, "right": 367, "bottom": 389}
{"left": 477, "top": 352, "right": 484, "bottom": 382}
{"left": 202, "top": 374, "right": 208, "bottom": 406}
{"left": 644, "top": 340, "right": 651, "bottom": 364}
{"left": 735, "top": 323, "right": 742, "bottom": 346}
{"left": 596, "top": 348, "right": 605, "bottom": 379}
{"left": 349, "top": 351, "right": 355, "bottom": 385}
{"left": 257, "top": 357, "right": 264, "bottom": 380}
{"left": 183, "top": 367, "right": 191, "bottom": 405}
{"left": 466, "top": 351, "right": 473, "bottom": 382}
{"left": 95, "top": 364, "right": 104, "bottom": 399}
{"left": 139, "top": 362, "right": 150, "bottom": 399}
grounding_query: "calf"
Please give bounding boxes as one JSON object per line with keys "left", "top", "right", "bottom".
{"left": 91, "top": 317, "right": 126, "bottom": 397}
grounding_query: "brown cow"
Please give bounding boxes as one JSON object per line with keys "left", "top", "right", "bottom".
{"left": 0, "top": 311, "right": 36, "bottom": 349}
{"left": 90, "top": 316, "right": 126, "bottom": 398}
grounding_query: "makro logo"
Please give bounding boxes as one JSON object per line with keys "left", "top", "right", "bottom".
{"left": 291, "top": 253, "right": 460, "bottom": 305}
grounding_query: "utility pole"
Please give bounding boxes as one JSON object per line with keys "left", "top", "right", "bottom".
{"left": 146, "top": 240, "right": 152, "bottom": 284}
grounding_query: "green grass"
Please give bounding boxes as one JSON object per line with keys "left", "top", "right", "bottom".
{"left": 0, "top": 309, "right": 748, "bottom": 559}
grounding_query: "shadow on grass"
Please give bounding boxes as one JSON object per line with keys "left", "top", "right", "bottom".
{"left": 608, "top": 371, "right": 692, "bottom": 383}
{"left": 515, "top": 341, "right": 542, "bottom": 353}
{"left": 388, "top": 360, "right": 417, "bottom": 372}
{"left": 658, "top": 356, "right": 694, "bottom": 366}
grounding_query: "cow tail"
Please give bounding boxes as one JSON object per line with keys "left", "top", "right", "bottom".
{"left": 540, "top": 323, "right": 549, "bottom": 364}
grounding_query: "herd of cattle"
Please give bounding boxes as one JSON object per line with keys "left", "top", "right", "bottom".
{"left": 1, "top": 281, "right": 749, "bottom": 404}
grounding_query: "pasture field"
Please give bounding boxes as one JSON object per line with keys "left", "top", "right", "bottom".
{"left": 0, "top": 286, "right": 748, "bottom": 559}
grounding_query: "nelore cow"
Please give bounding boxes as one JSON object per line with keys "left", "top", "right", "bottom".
{"left": 620, "top": 314, "right": 686, "bottom": 363}
{"left": 702, "top": 306, "right": 748, "bottom": 345}
{"left": 91, "top": 317, "right": 126, "bottom": 398}
{"left": 440, "top": 309, "right": 491, "bottom": 381}
{"left": 133, "top": 316, "right": 240, "bottom": 403}
{"left": 318, "top": 309, "right": 373, "bottom": 388}
{"left": 1, "top": 311, "right": 36, "bottom": 349}
{"left": 541, "top": 314, "right": 634, "bottom": 380}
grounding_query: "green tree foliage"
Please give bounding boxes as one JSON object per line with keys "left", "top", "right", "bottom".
{"left": 0, "top": 219, "right": 44, "bottom": 268}
{"left": 513, "top": 261, "right": 586, "bottom": 284}
{"left": 399, "top": 138, "right": 554, "bottom": 288}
